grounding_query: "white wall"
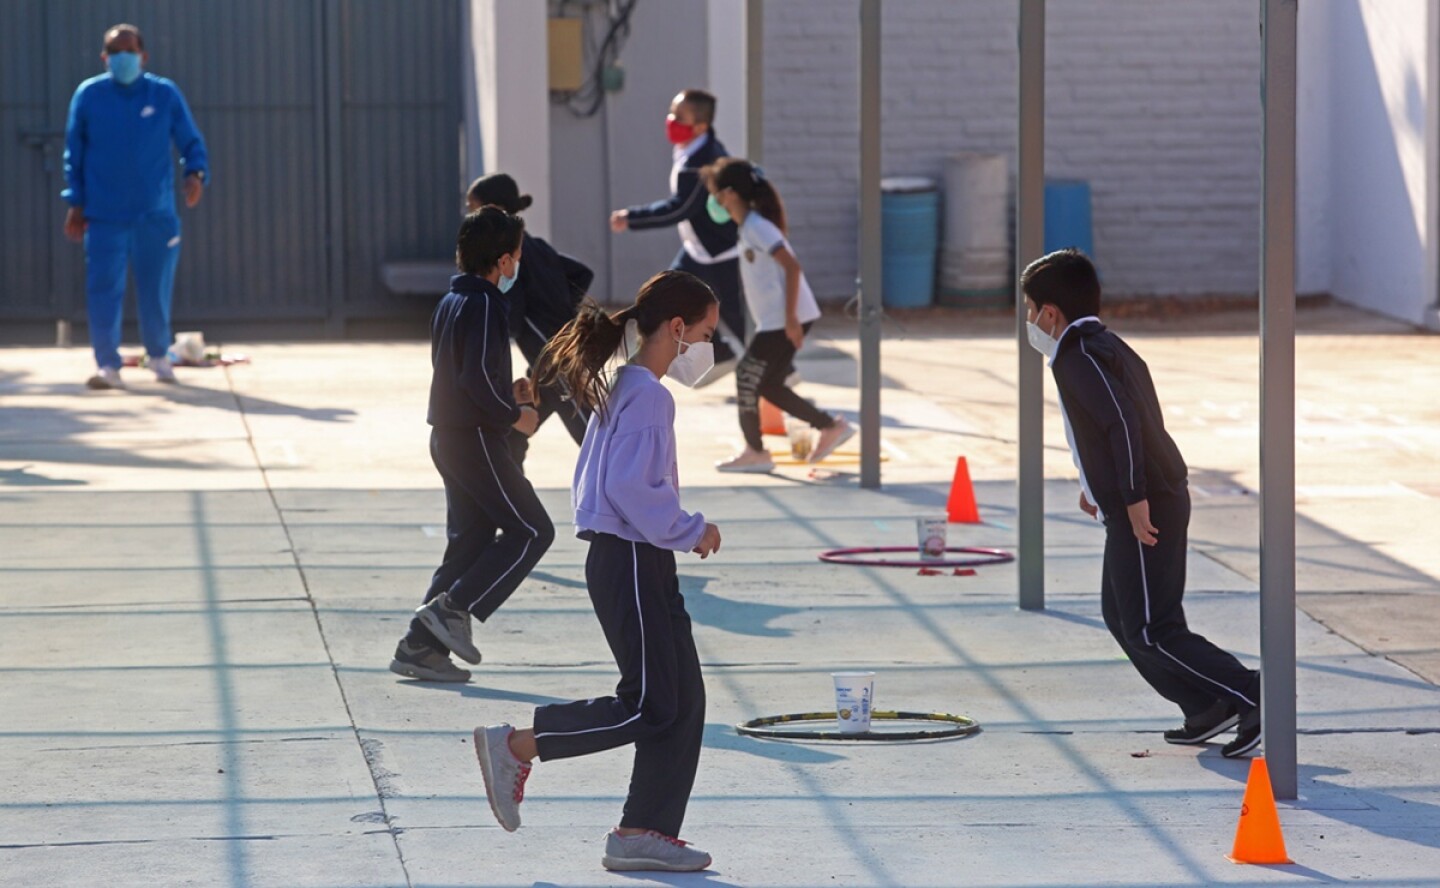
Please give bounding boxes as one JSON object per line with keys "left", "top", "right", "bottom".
{"left": 1311, "top": 0, "right": 1435, "bottom": 327}
{"left": 467, "top": 1, "right": 552, "bottom": 239}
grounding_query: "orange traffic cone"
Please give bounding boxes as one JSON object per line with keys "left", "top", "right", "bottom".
{"left": 947, "top": 457, "right": 981, "bottom": 524}
{"left": 760, "top": 398, "right": 786, "bottom": 436}
{"left": 1227, "top": 757, "right": 1292, "bottom": 864}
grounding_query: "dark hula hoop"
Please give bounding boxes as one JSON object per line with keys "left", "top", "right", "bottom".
{"left": 736, "top": 710, "right": 981, "bottom": 741}
{"left": 818, "top": 546, "right": 1015, "bottom": 569}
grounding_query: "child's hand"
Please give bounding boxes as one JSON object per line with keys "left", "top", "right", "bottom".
{"left": 1079, "top": 491, "right": 1098, "bottom": 520}
{"left": 513, "top": 405, "right": 540, "bottom": 437}
{"left": 693, "top": 523, "right": 722, "bottom": 559}
{"left": 513, "top": 377, "right": 534, "bottom": 406}
{"left": 609, "top": 210, "right": 629, "bottom": 232}
{"left": 785, "top": 317, "right": 805, "bottom": 351}
{"left": 1126, "top": 499, "right": 1158, "bottom": 546}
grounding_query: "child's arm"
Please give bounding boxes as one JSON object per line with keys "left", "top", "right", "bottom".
{"left": 774, "top": 245, "right": 806, "bottom": 349}
{"left": 602, "top": 427, "right": 707, "bottom": 552}
{"left": 619, "top": 168, "right": 707, "bottom": 231}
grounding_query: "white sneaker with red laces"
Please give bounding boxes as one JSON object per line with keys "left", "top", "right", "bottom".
{"left": 474, "top": 724, "right": 531, "bottom": 831}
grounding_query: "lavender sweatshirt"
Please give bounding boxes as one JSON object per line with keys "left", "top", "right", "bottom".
{"left": 572, "top": 365, "right": 706, "bottom": 551}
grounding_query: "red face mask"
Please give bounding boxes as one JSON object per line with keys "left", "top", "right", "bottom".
{"left": 666, "top": 116, "right": 697, "bottom": 145}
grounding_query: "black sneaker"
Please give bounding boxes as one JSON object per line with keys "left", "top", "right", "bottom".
{"left": 1222, "top": 706, "right": 1262, "bottom": 758}
{"left": 389, "top": 637, "right": 471, "bottom": 682}
{"left": 1164, "top": 700, "right": 1239, "bottom": 745}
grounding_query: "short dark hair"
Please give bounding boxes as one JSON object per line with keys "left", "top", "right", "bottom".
{"left": 678, "top": 89, "right": 716, "bottom": 125}
{"left": 1020, "top": 249, "right": 1101, "bottom": 321}
{"left": 456, "top": 207, "right": 524, "bottom": 275}
{"left": 104, "top": 23, "right": 144, "bottom": 51}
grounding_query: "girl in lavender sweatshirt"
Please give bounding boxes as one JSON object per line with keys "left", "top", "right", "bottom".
{"left": 471, "top": 270, "right": 722, "bottom": 873}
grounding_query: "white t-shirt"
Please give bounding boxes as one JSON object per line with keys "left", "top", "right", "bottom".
{"left": 737, "top": 212, "right": 821, "bottom": 332}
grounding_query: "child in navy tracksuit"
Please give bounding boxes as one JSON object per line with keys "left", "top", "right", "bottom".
{"left": 702, "top": 157, "right": 855, "bottom": 473}
{"left": 1021, "top": 249, "right": 1262, "bottom": 758}
{"left": 610, "top": 88, "right": 744, "bottom": 378}
{"left": 472, "top": 271, "right": 722, "bottom": 874}
{"left": 466, "top": 173, "right": 595, "bottom": 468}
{"left": 388, "top": 208, "right": 555, "bottom": 684}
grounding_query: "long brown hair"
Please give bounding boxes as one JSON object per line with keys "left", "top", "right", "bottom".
{"left": 533, "top": 270, "right": 717, "bottom": 419}
{"left": 703, "top": 157, "right": 787, "bottom": 234}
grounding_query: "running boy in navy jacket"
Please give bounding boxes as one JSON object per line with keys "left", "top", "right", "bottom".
{"left": 610, "top": 89, "right": 744, "bottom": 382}
{"left": 1022, "top": 249, "right": 1261, "bottom": 758}
{"left": 388, "top": 207, "right": 555, "bottom": 683}
{"left": 467, "top": 173, "right": 594, "bottom": 469}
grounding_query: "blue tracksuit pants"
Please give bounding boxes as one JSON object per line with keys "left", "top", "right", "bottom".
{"left": 84, "top": 212, "right": 182, "bottom": 369}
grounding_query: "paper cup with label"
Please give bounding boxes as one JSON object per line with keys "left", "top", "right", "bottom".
{"left": 832, "top": 671, "right": 876, "bottom": 734}
{"left": 917, "top": 517, "right": 948, "bottom": 560}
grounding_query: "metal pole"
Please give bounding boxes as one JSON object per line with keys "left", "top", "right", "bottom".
{"left": 858, "top": 0, "right": 883, "bottom": 490}
{"left": 745, "top": 0, "right": 764, "bottom": 163}
{"left": 1016, "top": 0, "right": 1046, "bottom": 610}
{"left": 1259, "top": 0, "right": 1298, "bottom": 801}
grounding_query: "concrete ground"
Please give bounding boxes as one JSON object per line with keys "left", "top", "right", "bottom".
{"left": 1, "top": 302, "right": 1437, "bottom": 887}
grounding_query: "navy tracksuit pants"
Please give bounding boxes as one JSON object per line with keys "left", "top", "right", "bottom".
{"left": 1100, "top": 487, "right": 1260, "bottom": 719}
{"left": 531, "top": 533, "right": 706, "bottom": 837}
{"left": 674, "top": 250, "right": 743, "bottom": 364}
{"left": 410, "top": 427, "right": 554, "bottom": 649}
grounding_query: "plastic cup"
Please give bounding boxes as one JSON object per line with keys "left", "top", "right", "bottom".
{"left": 917, "top": 517, "right": 948, "bottom": 560}
{"left": 785, "top": 416, "right": 813, "bottom": 461}
{"left": 832, "top": 671, "right": 876, "bottom": 734}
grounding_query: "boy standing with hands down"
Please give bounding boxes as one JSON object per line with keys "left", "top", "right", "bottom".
{"left": 1022, "top": 249, "right": 1261, "bottom": 758}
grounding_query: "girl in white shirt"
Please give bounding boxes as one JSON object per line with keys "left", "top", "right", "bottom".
{"left": 702, "top": 158, "right": 855, "bottom": 472}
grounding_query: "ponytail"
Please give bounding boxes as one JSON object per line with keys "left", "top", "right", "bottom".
{"left": 534, "top": 271, "right": 717, "bottom": 419}
{"left": 702, "top": 157, "right": 788, "bottom": 234}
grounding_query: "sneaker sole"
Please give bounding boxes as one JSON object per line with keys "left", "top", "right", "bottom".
{"left": 417, "top": 607, "right": 482, "bottom": 665}
{"left": 715, "top": 462, "right": 775, "bottom": 474}
{"left": 1163, "top": 713, "right": 1240, "bottom": 745}
{"left": 602, "top": 855, "right": 712, "bottom": 873}
{"left": 1222, "top": 730, "right": 1263, "bottom": 758}
{"left": 809, "top": 424, "right": 857, "bottom": 464}
{"left": 388, "top": 658, "right": 470, "bottom": 683}
{"left": 474, "top": 727, "right": 520, "bottom": 832}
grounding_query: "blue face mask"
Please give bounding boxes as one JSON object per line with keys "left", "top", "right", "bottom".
{"left": 705, "top": 194, "right": 731, "bottom": 225}
{"left": 107, "top": 52, "right": 143, "bottom": 86}
{"left": 498, "top": 257, "right": 519, "bottom": 294}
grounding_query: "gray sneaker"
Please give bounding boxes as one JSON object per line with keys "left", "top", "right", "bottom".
{"left": 389, "top": 638, "right": 471, "bottom": 682}
{"left": 416, "top": 594, "right": 481, "bottom": 664}
{"left": 601, "top": 829, "right": 713, "bottom": 872}
{"left": 474, "top": 724, "right": 531, "bottom": 832}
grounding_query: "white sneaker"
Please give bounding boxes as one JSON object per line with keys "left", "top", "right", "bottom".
{"left": 150, "top": 356, "right": 178, "bottom": 383}
{"left": 716, "top": 447, "right": 775, "bottom": 473}
{"left": 474, "top": 724, "right": 531, "bottom": 832}
{"left": 86, "top": 367, "right": 125, "bottom": 390}
{"left": 601, "top": 829, "right": 713, "bottom": 872}
{"left": 810, "top": 416, "right": 857, "bottom": 463}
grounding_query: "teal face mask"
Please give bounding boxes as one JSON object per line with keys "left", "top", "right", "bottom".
{"left": 705, "top": 194, "right": 731, "bottom": 225}
{"left": 107, "top": 52, "right": 143, "bottom": 85}
{"left": 498, "top": 257, "right": 519, "bottom": 294}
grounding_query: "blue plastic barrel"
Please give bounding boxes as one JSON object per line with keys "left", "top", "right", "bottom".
{"left": 1044, "top": 178, "right": 1094, "bottom": 258}
{"left": 881, "top": 177, "right": 940, "bottom": 308}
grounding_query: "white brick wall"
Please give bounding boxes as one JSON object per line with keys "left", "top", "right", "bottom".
{"left": 761, "top": 0, "right": 1263, "bottom": 300}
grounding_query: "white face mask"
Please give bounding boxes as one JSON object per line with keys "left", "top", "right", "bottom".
{"left": 665, "top": 324, "right": 715, "bottom": 387}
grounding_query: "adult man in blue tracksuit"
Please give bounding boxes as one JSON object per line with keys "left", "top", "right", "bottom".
{"left": 62, "top": 23, "right": 209, "bottom": 390}
{"left": 610, "top": 89, "right": 744, "bottom": 384}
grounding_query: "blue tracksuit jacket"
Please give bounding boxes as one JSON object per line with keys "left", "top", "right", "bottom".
{"left": 62, "top": 72, "right": 209, "bottom": 222}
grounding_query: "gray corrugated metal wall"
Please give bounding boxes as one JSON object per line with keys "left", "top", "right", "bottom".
{"left": 0, "top": 0, "right": 460, "bottom": 333}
